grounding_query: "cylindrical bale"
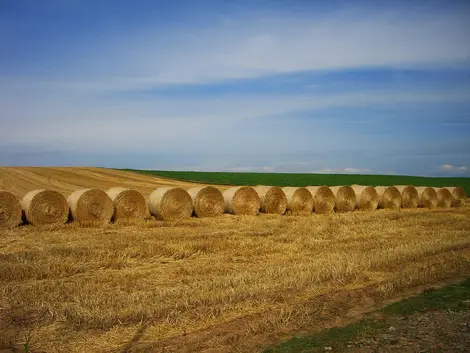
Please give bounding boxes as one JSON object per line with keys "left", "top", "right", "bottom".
{"left": 22, "top": 189, "right": 69, "bottom": 225}
{"left": 67, "top": 189, "right": 114, "bottom": 223}
{"left": 282, "top": 187, "right": 314, "bottom": 215}
{"left": 351, "top": 185, "right": 379, "bottom": 211}
{"left": 435, "top": 188, "right": 452, "bottom": 208}
{"left": 107, "top": 187, "right": 148, "bottom": 221}
{"left": 254, "top": 186, "right": 287, "bottom": 215}
{"left": 187, "top": 186, "right": 224, "bottom": 218}
{"left": 415, "top": 187, "right": 438, "bottom": 209}
{"left": 395, "top": 185, "right": 419, "bottom": 208}
{"left": 148, "top": 187, "right": 193, "bottom": 220}
{"left": 447, "top": 186, "right": 466, "bottom": 207}
{"left": 223, "top": 186, "right": 260, "bottom": 215}
{"left": 330, "top": 186, "right": 356, "bottom": 212}
{"left": 375, "top": 186, "right": 401, "bottom": 209}
{"left": 0, "top": 190, "right": 22, "bottom": 228}
{"left": 306, "top": 186, "right": 335, "bottom": 214}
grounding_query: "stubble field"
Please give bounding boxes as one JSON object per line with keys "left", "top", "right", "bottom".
{"left": 0, "top": 167, "right": 469, "bottom": 352}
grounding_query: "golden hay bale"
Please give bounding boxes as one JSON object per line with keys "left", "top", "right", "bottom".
{"left": 435, "top": 188, "right": 452, "bottom": 208}
{"left": 187, "top": 186, "right": 224, "bottom": 218}
{"left": 351, "top": 185, "right": 379, "bottom": 211}
{"left": 67, "top": 189, "right": 114, "bottom": 223}
{"left": 107, "top": 187, "right": 148, "bottom": 221}
{"left": 148, "top": 187, "right": 193, "bottom": 220}
{"left": 223, "top": 186, "right": 260, "bottom": 215}
{"left": 282, "top": 187, "right": 314, "bottom": 215}
{"left": 375, "top": 186, "right": 401, "bottom": 209}
{"left": 330, "top": 186, "right": 356, "bottom": 212}
{"left": 254, "top": 186, "right": 287, "bottom": 215}
{"left": 415, "top": 187, "right": 438, "bottom": 209}
{"left": 395, "top": 185, "right": 419, "bottom": 208}
{"left": 306, "top": 186, "right": 335, "bottom": 214}
{"left": 0, "top": 190, "right": 22, "bottom": 228}
{"left": 22, "top": 189, "right": 69, "bottom": 225}
{"left": 447, "top": 186, "right": 467, "bottom": 207}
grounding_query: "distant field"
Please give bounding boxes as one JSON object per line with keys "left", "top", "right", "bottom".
{"left": 124, "top": 169, "right": 470, "bottom": 195}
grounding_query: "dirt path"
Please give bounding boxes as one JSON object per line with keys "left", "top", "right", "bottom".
{"left": 346, "top": 309, "right": 470, "bottom": 352}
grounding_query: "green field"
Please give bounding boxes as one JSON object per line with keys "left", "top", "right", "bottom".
{"left": 124, "top": 169, "right": 470, "bottom": 195}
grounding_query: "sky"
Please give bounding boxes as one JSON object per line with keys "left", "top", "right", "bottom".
{"left": 1, "top": 0, "right": 470, "bottom": 176}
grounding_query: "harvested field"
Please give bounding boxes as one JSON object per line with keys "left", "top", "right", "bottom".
{"left": 1, "top": 205, "right": 470, "bottom": 353}
{"left": 0, "top": 167, "right": 469, "bottom": 352}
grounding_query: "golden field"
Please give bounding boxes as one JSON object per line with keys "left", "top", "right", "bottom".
{"left": 0, "top": 167, "right": 470, "bottom": 352}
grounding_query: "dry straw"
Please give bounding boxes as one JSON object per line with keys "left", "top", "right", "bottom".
{"left": 435, "top": 188, "right": 452, "bottom": 208}
{"left": 254, "top": 186, "right": 287, "bottom": 215}
{"left": 0, "top": 190, "right": 22, "bottom": 228}
{"left": 67, "top": 189, "right": 114, "bottom": 223}
{"left": 282, "top": 187, "right": 314, "bottom": 215}
{"left": 306, "top": 186, "right": 335, "bottom": 214}
{"left": 375, "top": 186, "right": 401, "bottom": 209}
{"left": 395, "top": 185, "right": 419, "bottom": 208}
{"left": 330, "top": 186, "right": 356, "bottom": 212}
{"left": 223, "top": 186, "right": 260, "bottom": 215}
{"left": 187, "top": 186, "right": 224, "bottom": 218}
{"left": 107, "top": 187, "right": 148, "bottom": 221}
{"left": 148, "top": 187, "right": 193, "bottom": 220}
{"left": 351, "top": 185, "right": 379, "bottom": 211}
{"left": 415, "top": 187, "right": 438, "bottom": 209}
{"left": 22, "top": 189, "right": 69, "bottom": 225}
{"left": 447, "top": 186, "right": 466, "bottom": 207}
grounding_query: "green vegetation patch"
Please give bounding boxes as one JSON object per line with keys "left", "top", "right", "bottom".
{"left": 121, "top": 169, "right": 470, "bottom": 195}
{"left": 382, "top": 277, "right": 470, "bottom": 316}
{"left": 263, "top": 277, "right": 470, "bottom": 352}
{"left": 263, "top": 319, "right": 387, "bottom": 353}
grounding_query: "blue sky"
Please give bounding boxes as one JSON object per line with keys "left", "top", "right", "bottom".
{"left": 1, "top": 0, "right": 470, "bottom": 176}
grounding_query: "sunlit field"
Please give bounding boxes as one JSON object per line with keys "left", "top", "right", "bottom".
{"left": 2, "top": 204, "right": 470, "bottom": 352}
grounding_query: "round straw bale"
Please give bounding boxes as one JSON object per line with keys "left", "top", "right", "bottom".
{"left": 187, "top": 186, "right": 224, "bottom": 218}
{"left": 223, "top": 186, "right": 260, "bottom": 215}
{"left": 415, "top": 187, "right": 438, "bottom": 209}
{"left": 435, "top": 188, "right": 452, "bottom": 208}
{"left": 306, "top": 186, "right": 335, "bottom": 214}
{"left": 282, "top": 187, "right": 314, "bottom": 215}
{"left": 447, "top": 186, "right": 466, "bottom": 207}
{"left": 0, "top": 190, "right": 22, "bottom": 228}
{"left": 254, "top": 186, "right": 287, "bottom": 215}
{"left": 375, "top": 186, "right": 401, "bottom": 209}
{"left": 107, "top": 187, "right": 148, "bottom": 220}
{"left": 330, "top": 186, "right": 356, "bottom": 212}
{"left": 67, "top": 189, "right": 114, "bottom": 223}
{"left": 395, "top": 185, "right": 419, "bottom": 208}
{"left": 148, "top": 187, "right": 193, "bottom": 220}
{"left": 351, "top": 185, "right": 379, "bottom": 211}
{"left": 22, "top": 189, "right": 69, "bottom": 226}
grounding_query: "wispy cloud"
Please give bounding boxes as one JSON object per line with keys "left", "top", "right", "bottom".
{"left": 1, "top": 2, "right": 470, "bottom": 176}
{"left": 4, "top": 6, "right": 469, "bottom": 88}
{"left": 312, "top": 167, "right": 373, "bottom": 174}
{"left": 439, "top": 164, "right": 469, "bottom": 173}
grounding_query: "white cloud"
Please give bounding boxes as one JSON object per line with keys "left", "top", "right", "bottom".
{"left": 439, "top": 164, "right": 468, "bottom": 173}
{"left": 312, "top": 167, "right": 373, "bottom": 174}
{"left": 6, "top": 7, "right": 468, "bottom": 88}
